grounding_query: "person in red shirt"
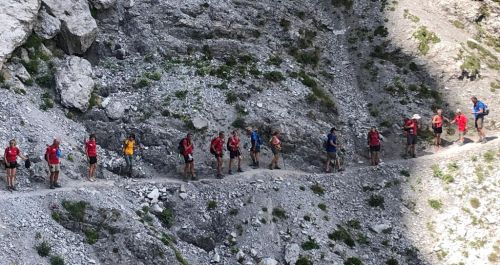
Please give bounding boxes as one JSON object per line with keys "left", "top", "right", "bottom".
{"left": 4, "top": 139, "right": 28, "bottom": 191}
{"left": 210, "top": 132, "right": 225, "bottom": 178}
{"left": 450, "top": 109, "right": 468, "bottom": 145}
{"left": 431, "top": 109, "right": 450, "bottom": 151}
{"left": 85, "top": 134, "right": 98, "bottom": 182}
{"left": 367, "top": 127, "right": 381, "bottom": 166}
{"left": 227, "top": 130, "right": 243, "bottom": 175}
{"left": 45, "top": 138, "right": 61, "bottom": 189}
{"left": 404, "top": 114, "right": 420, "bottom": 158}
{"left": 181, "top": 133, "right": 196, "bottom": 181}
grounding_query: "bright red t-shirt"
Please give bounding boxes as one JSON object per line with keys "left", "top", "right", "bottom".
{"left": 4, "top": 147, "right": 20, "bottom": 163}
{"left": 368, "top": 131, "right": 380, "bottom": 146}
{"left": 86, "top": 140, "right": 97, "bottom": 157}
{"left": 229, "top": 136, "right": 240, "bottom": 151}
{"left": 46, "top": 145, "right": 59, "bottom": 164}
{"left": 182, "top": 138, "right": 193, "bottom": 156}
{"left": 406, "top": 120, "right": 418, "bottom": 135}
{"left": 454, "top": 114, "right": 468, "bottom": 132}
{"left": 212, "top": 137, "right": 223, "bottom": 153}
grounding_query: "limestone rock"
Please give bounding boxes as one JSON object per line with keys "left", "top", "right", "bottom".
{"left": 42, "top": 0, "right": 98, "bottom": 54}
{"left": 192, "top": 116, "right": 209, "bottom": 130}
{"left": 105, "top": 100, "right": 125, "bottom": 120}
{"left": 258, "top": 258, "right": 278, "bottom": 265}
{"left": 34, "top": 7, "right": 61, "bottom": 39}
{"left": 0, "top": 0, "right": 41, "bottom": 70}
{"left": 284, "top": 243, "right": 300, "bottom": 265}
{"left": 371, "top": 223, "right": 391, "bottom": 234}
{"left": 147, "top": 188, "right": 160, "bottom": 202}
{"left": 210, "top": 252, "right": 220, "bottom": 263}
{"left": 55, "top": 56, "right": 94, "bottom": 111}
{"left": 89, "top": 0, "right": 116, "bottom": 9}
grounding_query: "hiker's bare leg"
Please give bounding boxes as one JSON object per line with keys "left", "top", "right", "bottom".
{"left": 325, "top": 157, "right": 330, "bottom": 171}
{"left": 228, "top": 158, "right": 233, "bottom": 172}
{"left": 12, "top": 168, "right": 17, "bottom": 186}
{"left": 375, "top": 152, "right": 379, "bottom": 165}
{"left": 54, "top": 172, "right": 59, "bottom": 184}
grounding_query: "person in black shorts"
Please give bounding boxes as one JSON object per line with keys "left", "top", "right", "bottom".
{"left": 227, "top": 130, "right": 243, "bottom": 174}
{"left": 367, "top": 127, "right": 381, "bottom": 166}
{"left": 210, "top": 132, "right": 225, "bottom": 178}
{"left": 181, "top": 133, "right": 196, "bottom": 181}
{"left": 4, "top": 139, "right": 28, "bottom": 191}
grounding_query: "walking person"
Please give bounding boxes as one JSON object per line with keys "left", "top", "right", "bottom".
{"left": 431, "top": 109, "right": 450, "bottom": 151}
{"left": 227, "top": 130, "right": 243, "bottom": 174}
{"left": 471, "top": 96, "right": 488, "bottom": 143}
{"left": 4, "top": 139, "right": 28, "bottom": 191}
{"left": 181, "top": 133, "right": 196, "bottom": 181}
{"left": 85, "top": 134, "right": 98, "bottom": 182}
{"left": 450, "top": 109, "right": 468, "bottom": 145}
{"left": 269, "top": 131, "right": 282, "bottom": 170}
{"left": 122, "top": 133, "right": 137, "bottom": 177}
{"left": 325, "top": 127, "right": 338, "bottom": 172}
{"left": 404, "top": 114, "right": 420, "bottom": 158}
{"left": 210, "top": 132, "right": 225, "bottom": 178}
{"left": 367, "top": 127, "right": 381, "bottom": 166}
{"left": 246, "top": 127, "right": 262, "bottom": 168}
{"left": 45, "top": 138, "right": 62, "bottom": 189}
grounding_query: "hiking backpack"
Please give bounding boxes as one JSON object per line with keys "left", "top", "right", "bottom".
{"left": 226, "top": 138, "right": 232, "bottom": 151}
{"left": 483, "top": 103, "right": 490, "bottom": 115}
{"left": 209, "top": 138, "right": 217, "bottom": 155}
{"left": 177, "top": 139, "right": 185, "bottom": 154}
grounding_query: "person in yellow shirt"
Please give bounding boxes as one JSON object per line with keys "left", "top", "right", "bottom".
{"left": 122, "top": 133, "right": 136, "bottom": 177}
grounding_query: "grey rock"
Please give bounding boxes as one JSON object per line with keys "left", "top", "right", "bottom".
{"left": 147, "top": 188, "right": 160, "bottom": 202}
{"left": 211, "top": 252, "right": 220, "bottom": 263}
{"left": 0, "top": 0, "right": 41, "bottom": 70}
{"left": 105, "top": 101, "right": 125, "bottom": 120}
{"left": 34, "top": 8, "right": 61, "bottom": 39}
{"left": 179, "top": 193, "right": 188, "bottom": 200}
{"left": 192, "top": 116, "right": 209, "bottom": 130}
{"left": 55, "top": 56, "right": 94, "bottom": 111}
{"left": 284, "top": 243, "right": 300, "bottom": 265}
{"left": 42, "top": 0, "right": 98, "bottom": 54}
{"left": 150, "top": 203, "right": 163, "bottom": 213}
{"left": 371, "top": 223, "right": 391, "bottom": 234}
{"left": 258, "top": 258, "right": 278, "bottom": 265}
{"left": 89, "top": 0, "right": 116, "bottom": 9}
{"left": 236, "top": 250, "right": 245, "bottom": 261}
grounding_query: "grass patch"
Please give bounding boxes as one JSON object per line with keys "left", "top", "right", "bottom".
{"left": 84, "top": 228, "right": 99, "bottom": 245}
{"left": 386, "top": 258, "right": 398, "bottom": 265}
{"left": 460, "top": 55, "right": 481, "bottom": 76}
{"left": 344, "top": 257, "right": 363, "bottom": 265}
{"left": 428, "top": 199, "right": 443, "bottom": 210}
{"left": 483, "top": 150, "right": 495, "bottom": 162}
{"left": 229, "top": 208, "right": 239, "bottom": 216}
{"left": 272, "top": 207, "right": 287, "bottom": 219}
{"left": 374, "top": 26, "right": 389, "bottom": 37}
{"left": 267, "top": 55, "right": 283, "bottom": 66}
{"left": 413, "top": 26, "right": 440, "bottom": 55}
{"left": 331, "top": 0, "right": 353, "bottom": 9}
{"left": 470, "top": 198, "right": 480, "bottom": 209}
{"left": 318, "top": 203, "right": 327, "bottom": 212}
{"left": 231, "top": 117, "right": 246, "bottom": 129}
{"left": 400, "top": 170, "right": 410, "bottom": 177}
{"left": 50, "top": 255, "right": 65, "bottom": 265}
{"left": 134, "top": 77, "right": 151, "bottom": 88}
{"left": 225, "top": 91, "right": 238, "bottom": 104}
{"left": 263, "top": 71, "right": 285, "bottom": 82}
{"left": 296, "top": 255, "right": 313, "bottom": 265}
{"left": 279, "top": 18, "right": 291, "bottom": 30}
{"left": 367, "top": 194, "right": 385, "bottom": 208}
{"left": 36, "top": 241, "right": 51, "bottom": 257}
{"left": 301, "top": 237, "right": 320, "bottom": 250}
{"left": 158, "top": 208, "right": 175, "bottom": 228}
{"left": 403, "top": 9, "right": 420, "bottom": 23}
{"left": 329, "top": 226, "right": 355, "bottom": 247}
{"left": 145, "top": 71, "right": 162, "bottom": 81}
{"left": 310, "top": 183, "right": 325, "bottom": 195}
{"left": 207, "top": 200, "right": 217, "bottom": 210}
{"left": 36, "top": 74, "right": 54, "bottom": 88}
{"left": 61, "top": 200, "right": 87, "bottom": 222}
{"left": 174, "top": 90, "right": 188, "bottom": 100}
{"left": 291, "top": 48, "right": 320, "bottom": 67}
{"left": 347, "top": 219, "right": 361, "bottom": 229}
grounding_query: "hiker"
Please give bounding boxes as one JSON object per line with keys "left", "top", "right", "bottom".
{"left": 450, "top": 109, "right": 468, "bottom": 145}
{"left": 367, "top": 127, "right": 381, "bottom": 166}
{"left": 325, "top": 127, "right": 338, "bottom": 172}
{"left": 247, "top": 127, "right": 262, "bottom": 168}
{"left": 210, "top": 132, "right": 225, "bottom": 178}
{"left": 227, "top": 130, "right": 243, "bottom": 174}
{"left": 431, "top": 109, "right": 450, "bottom": 150}
{"left": 85, "top": 134, "right": 98, "bottom": 182}
{"left": 471, "top": 96, "right": 487, "bottom": 143}
{"left": 122, "top": 133, "right": 137, "bottom": 177}
{"left": 180, "top": 133, "right": 196, "bottom": 181}
{"left": 404, "top": 114, "right": 420, "bottom": 158}
{"left": 4, "top": 139, "right": 28, "bottom": 191}
{"left": 269, "top": 131, "right": 282, "bottom": 170}
{"left": 45, "top": 138, "right": 62, "bottom": 189}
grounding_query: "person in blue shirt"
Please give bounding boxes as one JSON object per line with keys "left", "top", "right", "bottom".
{"left": 246, "top": 127, "right": 262, "bottom": 168}
{"left": 471, "top": 96, "right": 487, "bottom": 143}
{"left": 325, "top": 127, "right": 339, "bottom": 173}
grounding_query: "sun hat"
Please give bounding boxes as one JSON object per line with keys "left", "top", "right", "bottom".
{"left": 411, "top": 114, "right": 421, "bottom": 120}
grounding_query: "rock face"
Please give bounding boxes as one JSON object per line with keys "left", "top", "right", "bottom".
{"left": 105, "top": 100, "right": 125, "bottom": 120}
{"left": 55, "top": 56, "right": 94, "bottom": 111}
{"left": 42, "top": 0, "right": 97, "bottom": 54}
{"left": 34, "top": 7, "right": 61, "bottom": 39}
{"left": 284, "top": 244, "right": 300, "bottom": 265}
{"left": 0, "top": 0, "right": 41, "bottom": 70}
{"left": 89, "top": 0, "right": 116, "bottom": 9}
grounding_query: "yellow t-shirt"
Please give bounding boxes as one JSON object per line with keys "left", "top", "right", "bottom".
{"left": 123, "top": 140, "right": 135, "bottom": 155}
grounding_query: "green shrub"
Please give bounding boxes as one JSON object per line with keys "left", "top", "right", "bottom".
{"left": 24, "top": 59, "right": 40, "bottom": 75}
{"left": 267, "top": 55, "right": 283, "bottom": 66}
{"left": 470, "top": 198, "right": 480, "bottom": 209}
{"left": 292, "top": 49, "right": 320, "bottom": 67}
{"left": 331, "top": 0, "right": 353, "bottom": 9}
{"left": 238, "top": 54, "right": 257, "bottom": 64}
{"left": 461, "top": 55, "right": 481, "bottom": 76}
{"left": 36, "top": 241, "right": 51, "bottom": 257}
{"left": 229, "top": 208, "right": 239, "bottom": 216}
{"left": 344, "top": 257, "right": 363, "bottom": 265}
{"left": 159, "top": 208, "right": 175, "bottom": 228}
{"left": 301, "top": 237, "right": 320, "bottom": 250}
{"left": 88, "top": 92, "right": 100, "bottom": 109}
{"left": 175, "top": 90, "right": 188, "bottom": 100}
{"left": 207, "top": 200, "right": 217, "bottom": 210}
{"left": 310, "top": 184, "right": 325, "bottom": 195}
{"left": 272, "top": 207, "right": 287, "bottom": 219}
{"left": 318, "top": 203, "right": 327, "bottom": 212}
{"left": 225, "top": 91, "right": 238, "bottom": 104}
{"left": 403, "top": 9, "right": 420, "bottom": 23}
{"left": 386, "top": 258, "right": 398, "bottom": 265}
{"left": 36, "top": 74, "right": 54, "bottom": 88}
{"left": 374, "top": 26, "right": 389, "bottom": 37}
{"left": 483, "top": 150, "right": 495, "bottom": 162}
{"left": 134, "top": 77, "right": 151, "bottom": 88}
{"left": 25, "top": 34, "right": 43, "bottom": 49}
{"left": 61, "top": 200, "right": 88, "bottom": 222}
{"left": 408, "top": 62, "right": 418, "bottom": 71}
{"left": 231, "top": 117, "right": 246, "bottom": 129}
{"left": 145, "top": 71, "right": 162, "bottom": 81}
{"left": 413, "top": 26, "right": 440, "bottom": 55}
{"left": 428, "top": 199, "right": 443, "bottom": 210}
{"left": 368, "top": 194, "right": 385, "bottom": 208}
{"left": 84, "top": 229, "right": 99, "bottom": 244}
{"left": 50, "top": 255, "right": 65, "bottom": 265}
{"left": 400, "top": 170, "right": 410, "bottom": 177}
{"left": 210, "top": 65, "right": 232, "bottom": 79}
{"left": 279, "top": 18, "right": 291, "bottom": 30}
{"left": 329, "top": 226, "right": 355, "bottom": 247}
{"left": 347, "top": 219, "right": 361, "bottom": 229}
{"left": 296, "top": 255, "right": 313, "bottom": 265}
{"left": 264, "top": 71, "right": 285, "bottom": 82}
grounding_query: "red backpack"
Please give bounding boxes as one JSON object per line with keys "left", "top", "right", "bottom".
{"left": 368, "top": 131, "right": 380, "bottom": 146}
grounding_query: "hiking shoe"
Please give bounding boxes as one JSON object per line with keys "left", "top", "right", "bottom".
{"left": 268, "top": 164, "right": 273, "bottom": 170}
{"left": 228, "top": 170, "right": 233, "bottom": 175}
{"left": 274, "top": 166, "right": 281, "bottom": 170}
{"left": 216, "top": 173, "right": 223, "bottom": 179}
{"left": 7, "top": 186, "right": 12, "bottom": 192}
{"left": 49, "top": 185, "right": 55, "bottom": 189}
{"left": 237, "top": 168, "right": 243, "bottom": 173}
{"left": 412, "top": 154, "right": 416, "bottom": 158}
{"left": 191, "top": 175, "right": 198, "bottom": 181}
{"left": 11, "top": 186, "right": 17, "bottom": 191}
{"left": 54, "top": 183, "right": 61, "bottom": 188}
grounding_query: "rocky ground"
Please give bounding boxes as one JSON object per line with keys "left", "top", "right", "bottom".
{"left": 0, "top": 0, "right": 499, "bottom": 264}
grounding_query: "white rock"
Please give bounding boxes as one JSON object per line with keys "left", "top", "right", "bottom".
{"left": 284, "top": 243, "right": 300, "bottom": 265}
{"left": 55, "top": 56, "right": 94, "bottom": 111}
{"left": 192, "top": 116, "right": 209, "bottom": 130}
{"left": 179, "top": 193, "right": 188, "bottom": 200}
{"left": 371, "top": 223, "right": 391, "bottom": 234}
{"left": 180, "top": 184, "right": 186, "bottom": 193}
{"left": 0, "top": 0, "right": 41, "bottom": 70}
{"left": 34, "top": 7, "right": 61, "bottom": 39}
{"left": 147, "top": 188, "right": 160, "bottom": 202}
{"left": 236, "top": 250, "right": 245, "bottom": 261}
{"left": 42, "top": 0, "right": 98, "bottom": 54}
{"left": 210, "top": 252, "right": 220, "bottom": 263}
{"left": 258, "top": 258, "right": 278, "bottom": 265}
{"left": 150, "top": 203, "right": 163, "bottom": 213}
{"left": 105, "top": 101, "right": 125, "bottom": 120}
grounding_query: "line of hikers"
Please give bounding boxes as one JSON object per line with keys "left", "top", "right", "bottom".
{"left": 1, "top": 96, "right": 490, "bottom": 190}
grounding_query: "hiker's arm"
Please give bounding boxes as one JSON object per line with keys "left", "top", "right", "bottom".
{"left": 19, "top": 152, "right": 28, "bottom": 160}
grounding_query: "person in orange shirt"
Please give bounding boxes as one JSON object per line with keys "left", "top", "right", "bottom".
{"left": 227, "top": 130, "right": 243, "bottom": 175}
{"left": 85, "top": 134, "right": 98, "bottom": 182}
{"left": 181, "top": 133, "right": 196, "bottom": 181}
{"left": 122, "top": 133, "right": 137, "bottom": 177}
{"left": 269, "top": 131, "right": 282, "bottom": 170}
{"left": 431, "top": 109, "right": 449, "bottom": 151}
{"left": 450, "top": 109, "right": 468, "bottom": 145}
{"left": 4, "top": 139, "right": 28, "bottom": 191}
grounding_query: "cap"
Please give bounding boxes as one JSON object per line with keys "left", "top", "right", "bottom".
{"left": 456, "top": 109, "right": 461, "bottom": 113}
{"left": 411, "top": 114, "right": 421, "bottom": 120}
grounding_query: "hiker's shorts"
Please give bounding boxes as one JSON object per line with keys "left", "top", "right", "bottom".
{"left": 369, "top": 145, "right": 380, "bottom": 152}
{"left": 183, "top": 154, "right": 193, "bottom": 163}
{"left": 475, "top": 116, "right": 484, "bottom": 129}
{"left": 327, "top": 152, "right": 337, "bottom": 159}
{"left": 251, "top": 145, "right": 261, "bottom": 153}
{"left": 89, "top": 156, "right": 97, "bottom": 165}
{"left": 433, "top": 127, "right": 443, "bottom": 134}
{"left": 49, "top": 164, "right": 60, "bottom": 173}
{"left": 5, "top": 161, "right": 17, "bottom": 169}
{"left": 271, "top": 147, "right": 280, "bottom": 155}
{"left": 407, "top": 134, "right": 417, "bottom": 145}
{"left": 230, "top": 150, "right": 241, "bottom": 159}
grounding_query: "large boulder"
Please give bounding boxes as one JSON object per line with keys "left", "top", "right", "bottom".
{"left": 0, "top": 0, "right": 41, "bottom": 70}
{"left": 55, "top": 56, "right": 94, "bottom": 111}
{"left": 89, "top": 0, "right": 117, "bottom": 9}
{"left": 34, "top": 7, "right": 61, "bottom": 39}
{"left": 42, "top": 0, "right": 98, "bottom": 54}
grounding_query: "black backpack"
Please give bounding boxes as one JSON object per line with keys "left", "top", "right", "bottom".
{"left": 210, "top": 138, "right": 217, "bottom": 154}
{"left": 25, "top": 159, "right": 31, "bottom": 169}
{"left": 227, "top": 138, "right": 232, "bottom": 151}
{"left": 177, "top": 139, "right": 185, "bottom": 154}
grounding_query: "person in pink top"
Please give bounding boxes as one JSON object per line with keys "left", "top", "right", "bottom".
{"left": 45, "top": 138, "right": 61, "bottom": 189}
{"left": 85, "top": 134, "right": 98, "bottom": 182}
{"left": 269, "top": 131, "right": 282, "bottom": 170}
{"left": 4, "top": 139, "right": 28, "bottom": 191}
{"left": 181, "top": 133, "right": 196, "bottom": 181}
{"left": 450, "top": 109, "right": 468, "bottom": 145}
